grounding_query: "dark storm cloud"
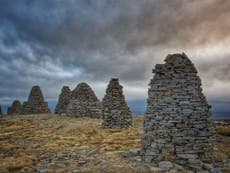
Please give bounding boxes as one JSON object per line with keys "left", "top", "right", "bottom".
{"left": 0, "top": 0, "right": 230, "bottom": 114}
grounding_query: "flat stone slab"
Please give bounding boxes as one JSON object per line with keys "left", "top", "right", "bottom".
{"left": 159, "top": 161, "right": 174, "bottom": 170}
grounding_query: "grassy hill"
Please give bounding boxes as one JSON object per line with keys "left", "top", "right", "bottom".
{"left": 0, "top": 114, "right": 229, "bottom": 173}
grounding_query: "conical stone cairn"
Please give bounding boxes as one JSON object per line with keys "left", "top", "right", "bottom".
{"left": 102, "top": 78, "right": 132, "bottom": 128}
{"left": 141, "top": 53, "right": 216, "bottom": 170}
{"left": 7, "top": 100, "right": 23, "bottom": 115}
{"left": 22, "top": 86, "right": 51, "bottom": 114}
{"left": 55, "top": 86, "right": 71, "bottom": 114}
{"left": 66, "top": 83, "right": 102, "bottom": 118}
{"left": 0, "top": 104, "right": 2, "bottom": 115}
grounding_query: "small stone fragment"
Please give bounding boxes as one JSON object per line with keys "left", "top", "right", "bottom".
{"left": 122, "top": 149, "right": 140, "bottom": 158}
{"left": 72, "top": 170, "right": 80, "bottom": 173}
{"left": 210, "top": 168, "right": 221, "bottom": 173}
{"left": 159, "top": 161, "right": 174, "bottom": 170}
{"left": 85, "top": 148, "right": 99, "bottom": 157}
{"left": 78, "top": 160, "right": 87, "bottom": 164}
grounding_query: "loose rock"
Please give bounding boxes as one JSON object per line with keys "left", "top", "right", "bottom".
{"left": 123, "top": 149, "right": 140, "bottom": 158}
{"left": 159, "top": 161, "right": 174, "bottom": 170}
{"left": 84, "top": 148, "right": 99, "bottom": 157}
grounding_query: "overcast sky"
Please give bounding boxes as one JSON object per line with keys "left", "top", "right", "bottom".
{"left": 0, "top": 0, "right": 230, "bottom": 114}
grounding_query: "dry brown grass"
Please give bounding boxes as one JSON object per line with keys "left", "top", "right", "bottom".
{"left": 0, "top": 115, "right": 144, "bottom": 173}
{"left": 0, "top": 115, "right": 229, "bottom": 173}
{"left": 216, "top": 126, "right": 230, "bottom": 136}
{"left": 0, "top": 153, "right": 36, "bottom": 172}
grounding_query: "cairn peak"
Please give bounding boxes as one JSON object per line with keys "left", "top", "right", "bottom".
{"left": 71, "top": 83, "right": 98, "bottom": 101}
{"left": 164, "top": 53, "right": 192, "bottom": 66}
{"left": 28, "top": 86, "right": 45, "bottom": 103}
{"left": 7, "top": 100, "right": 22, "bottom": 115}
{"left": 62, "top": 86, "right": 71, "bottom": 92}
{"left": 12, "top": 100, "right": 21, "bottom": 107}
{"left": 106, "top": 78, "right": 121, "bottom": 92}
{"left": 66, "top": 83, "right": 102, "bottom": 118}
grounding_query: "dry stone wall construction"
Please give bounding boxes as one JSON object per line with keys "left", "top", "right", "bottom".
{"left": 66, "top": 83, "right": 102, "bottom": 118}
{"left": 22, "top": 86, "right": 51, "bottom": 114}
{"left": 141, "top": 53, "right": 216, "bottom": 170}
{"left": 7, "top": 100, "right": 23, "bottom": 115}
{"left": 102, "top": 78, "right": 133, "bottom": 128}
{"left": 55, "top": 86, "right": 71, "bottom": 114}
{"left": 0, "top": 104, "right": 2, "bottom": 115}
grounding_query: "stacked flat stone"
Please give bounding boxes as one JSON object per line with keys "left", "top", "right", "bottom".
{"left": 7, "top": 100, "right": 23, "bottom": 115}
{"left": 22, "top": 86, "right": 51, "bottom": 114}
{"left": 0, "top": 104, "right": 2, "bottom": 115}
{"left": 102, "top": 78, "right": 133, "bottom": 128}
{"left": 141, "top": 53, "right": 216, "bottom": 170}
{"left": 66, "top": 83, "right": 102, "bottom": 118}
{"left": 55, "top": 86, "right": 71, "bottom": 114}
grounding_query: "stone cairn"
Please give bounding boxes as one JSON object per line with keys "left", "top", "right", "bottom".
{"left": 22, "top": 86, "right": 51, "bottom": 114}
{"left": 0, "top": 104, "right": 2, "bottom": 115}
{"left": 66, "top": 83, "right": 102, "bottom": 118}
{"left": 55, "top": 86, "right": 71, "bottom": 114}
{"left": 102, "top": 78, "right": 133, "bottom": 128}
{"left": 7, "top": 100, "right": 23, "bottom": 115}
{"left": 141, "top": 53, "right": 216, "bottom": 170}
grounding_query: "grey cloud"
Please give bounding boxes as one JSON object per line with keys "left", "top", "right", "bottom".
{"left": 0, "top": 0, "right": 230, "bottom": 114}
{"left": 197, "top": 55, "right": 230, "bottom": 82}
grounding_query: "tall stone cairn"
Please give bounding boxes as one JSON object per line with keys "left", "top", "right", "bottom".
{"left": 55, "top": 86, "right": 71, "bottom": 114}
{"left": 7, "top": 100, "right": 23, "bottom": 115}
{"left": 141, "top": 53, "right": 216, "bottom": 170}
{"left": 0, "top": 104, "right": 2, "bottom": 115}
{"left": 66, "top": 83, "right": 102, "bottom": 118}
{"left": 102, "top": 78, "right": 133, "bottom": 128}
{"left": 22, "top": 86, "right": 51, "bottom": 114}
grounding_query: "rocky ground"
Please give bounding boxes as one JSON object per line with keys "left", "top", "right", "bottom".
{"left": 0, "top": 114, "right": 229, "bottom": 173}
